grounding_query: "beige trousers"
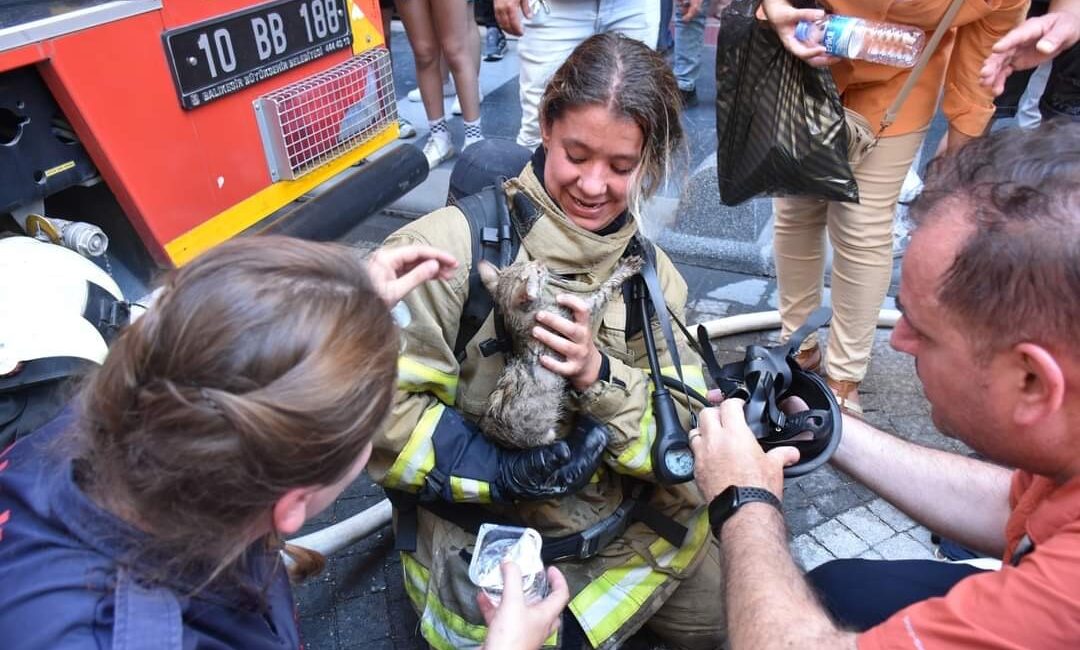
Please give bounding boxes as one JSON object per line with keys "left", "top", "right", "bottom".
{"left": 773, "top": 128, "right": 927, "bottom": 383}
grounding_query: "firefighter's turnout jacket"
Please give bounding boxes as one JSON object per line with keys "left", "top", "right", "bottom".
{"left": 368, "top": 163, "right": 712, "bottom": 649}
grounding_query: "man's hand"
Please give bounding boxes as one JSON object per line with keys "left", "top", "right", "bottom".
{"left": 981, "top": 8, "right": 1080, "bottom": 94}
{"left": 367, "top": 245, "right": 458, "bottom": 306}
{"left": 495, "top": 0, "right": 533, "bottom": 37}
{"left": 759, "top": 0, "right": 840, "bottom": 68}
{"left": 479, "top": 563, "right": 569, "bottom": 650}
{"left": 690, "top": 399, "right": 799, "bottom": 502}
{"left": 534, "top": 294, "right": 603, "bottom": 392}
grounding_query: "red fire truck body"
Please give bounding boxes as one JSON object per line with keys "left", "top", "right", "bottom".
{"left": 0, "top": 0, "right": 423, "bottom": 293}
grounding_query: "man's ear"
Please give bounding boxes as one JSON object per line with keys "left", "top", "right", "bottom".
{"left": 1009, "top": 342, "right": 1066, "bottom": 426}
{"left": 273, "top": 487, "right": 316, "bottom": 536}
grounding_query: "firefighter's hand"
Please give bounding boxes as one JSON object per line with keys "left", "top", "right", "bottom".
{"left": 980, "top": 10, "right": 1080, "bottom": 94}
{"left": 495, "top": 0, "right": 532, "bottom": 37}
{"left": 367, "top": 245, "right": 458, "bottom": 306}
{"left": 497, "top": 423, "right": 607, "bottom": 500}
{"left": 534, "top": 294, "right": 602, "bottom": 392}
{"left": 479, "top": 563, "right": 569, "bottom": 650}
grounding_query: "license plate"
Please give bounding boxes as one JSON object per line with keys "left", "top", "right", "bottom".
{"left": 164, "top": 0, "right": 353, "bottom": 110}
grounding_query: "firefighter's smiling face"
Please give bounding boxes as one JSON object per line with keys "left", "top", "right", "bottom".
{"left": 541, "top": 104, "right": 644, "bottom": 232}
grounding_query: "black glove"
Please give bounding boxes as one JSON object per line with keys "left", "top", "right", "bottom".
{"left": 422, "top": 407, "right": 608, "bottom": 503}
{"left": 496, "top": 417, "right": 608, "bottom": 500}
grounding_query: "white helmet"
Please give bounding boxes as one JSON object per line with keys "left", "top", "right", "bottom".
{"left": 0, "top": 236, "right": 127, "bottom": 381}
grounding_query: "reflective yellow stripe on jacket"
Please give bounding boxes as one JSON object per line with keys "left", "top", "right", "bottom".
{"left": 402, "top": 553, "right": 487, "bottom": 650}
{"left": 398, "top": 357, "right": 458, "bottom": 405}
{"left": 402, "top": 552, "right": 560, "bottom": 649}
{"left": 384, "top": 402, "right": 442, "bottom": 492}
{"left": 387, "top": 357, "right": 460, "bottom": 492}
{"left": 570, "top": 508, "right": 711, "bottom": 648}
{"left": 616, "top": 365, "right": 707, "bottom": 478}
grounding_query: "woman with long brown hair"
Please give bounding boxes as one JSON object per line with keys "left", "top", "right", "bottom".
{"left": 0, "top": 236, "right": 566, "bottom": 648}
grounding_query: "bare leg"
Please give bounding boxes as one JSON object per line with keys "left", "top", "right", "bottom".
{"left": 394, "top": 0, "right": 445, "bottom": 121}
{"left": 431, "top": 0, "right": 481, "bottom": 122}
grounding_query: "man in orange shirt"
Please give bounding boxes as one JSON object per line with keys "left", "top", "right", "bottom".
{"left": 691, "top": 123, "right": 1080, "bottom": 648}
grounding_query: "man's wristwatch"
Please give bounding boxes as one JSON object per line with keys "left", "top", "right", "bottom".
{"left": 708, "top": 485, "right": 782, "bottom": 537}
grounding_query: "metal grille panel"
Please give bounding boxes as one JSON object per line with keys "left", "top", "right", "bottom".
{"left": 254, "top": 49, "right": 396, "bottom": 181}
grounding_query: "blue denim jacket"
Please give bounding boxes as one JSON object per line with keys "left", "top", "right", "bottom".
{"left": 0, "top": 410, "right": 301, "bottom": 649}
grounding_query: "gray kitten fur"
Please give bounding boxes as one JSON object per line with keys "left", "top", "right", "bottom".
{"left": 477, "top": 256, "right": 643, "bottom": 449}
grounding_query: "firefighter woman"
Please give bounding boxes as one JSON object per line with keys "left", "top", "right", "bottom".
{"left": 371, "top": 33, "right": 726, "bottom": 650}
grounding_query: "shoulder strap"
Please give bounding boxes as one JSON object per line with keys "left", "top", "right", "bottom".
{"left": 453, "top": 184, "right": 520, "bottom": 362}
{"left": 880, "top": 0, "right": 967, "bottom": 133}
{"left": 112, "top": 566, "right": 183, "bottom": 650}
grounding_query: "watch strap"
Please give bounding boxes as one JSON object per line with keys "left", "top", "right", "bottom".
{"left": 708, "top": 486, "right": 782, "bottom": 536}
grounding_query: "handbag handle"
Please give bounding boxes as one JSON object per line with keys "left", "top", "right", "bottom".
{"left": 879, "top": 0, "right": 967, "bottom": 133}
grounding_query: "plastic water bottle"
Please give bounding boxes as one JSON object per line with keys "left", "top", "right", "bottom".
{"left": 794, "top": 15, "right": 926, "bottom": 68}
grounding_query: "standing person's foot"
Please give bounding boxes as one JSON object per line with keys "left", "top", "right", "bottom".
{"left": 397, "top": 118, "right": 417, "bottom": 139}
{"left": 793, "top": 344, "right": 822, "bottom": 375}
{"left": 826, "top": 377, "right": 862, "bottom": 415}
{"left": 484, "top": 26, "right": 508, "bottom": 61}
{"left": 407, "top": 80, "right": 456, "bottom": 103}
{"left": 451, "top": 89, "right": 484, "bottom": 116}
{"left": 679, "top": 87, "right": 698, "bottom": 107}
{"left": 422, "top": 136, "right": 456, "bottom": 170}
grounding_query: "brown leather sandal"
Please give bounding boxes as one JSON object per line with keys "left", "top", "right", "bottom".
{"left": 794, "top": 344, "right": 823, "bottom": 375}
{"left": 826, "top": 377, "right": 863, "bottom": 415}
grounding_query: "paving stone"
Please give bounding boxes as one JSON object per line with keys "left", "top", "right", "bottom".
{"left": 866, "top": 498, "right": 917, "bottom": 532}
{"left": 810, "top": 485, "right": 865, "bottom": 518}
{"left": 330, "top": 541, "right": 392, "bottom": 601}
{"left": 705, "top": 278, "right": 770, "bottom": 305}
{"left": 875, "top": 533, "right": 938, "bottom": 561}
{"left": 848, "top": 482, "right": 878, "bottom": 504}
{"left": 907, "top": 525, "right": 938, "bottom": 553}
{"left": 791, "top": 466, "right": 847, "bottom": 496}
{"left": 299, "top": 612, "right": 338, "bottom": 650}
{"left": 837, "top": 506, "right": 896, "bottom": 545}
{"left": 810, "top": 519, "right": 869, "bottom": 558}
{"left": 337, "top": 591, "right": 392, "bottom": 644}
{"left": 293, "top": 571, "right": 337, "bottom": 618}
{"left": 687, "top": 298, "right": 731, "bottom": 318}
{"left": 791, "top": 534, "right": 835, "bottom": 571}
{"left": 858, "top": 548, "right": 884, "bottom": 560}
{"left": 785, "top": 502, "right": 826, "bottom": 537}
{"left": 890, "top": 413, "right": 971, "bottom": 455}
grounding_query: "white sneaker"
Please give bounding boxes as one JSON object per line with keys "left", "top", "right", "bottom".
{"left": 407, "top": 80, "right": 456, "bottom": 103}
{"left": 451, "top": 89, "right": 483, "bottom": 116}
{"left": 422, "top": 136, "right": 456, "bottom": 170}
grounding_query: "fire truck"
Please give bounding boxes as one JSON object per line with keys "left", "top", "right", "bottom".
{"left": 0, "top": 0, "right": 424, "bottom": 297}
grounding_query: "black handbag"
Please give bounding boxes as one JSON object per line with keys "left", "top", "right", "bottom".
{"left": 714, "top": 0, "right": 858, "bottom": 206}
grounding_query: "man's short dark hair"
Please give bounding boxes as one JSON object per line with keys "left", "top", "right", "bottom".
{"left": 909, "top": 121, "right": 1080, "bottom": 355}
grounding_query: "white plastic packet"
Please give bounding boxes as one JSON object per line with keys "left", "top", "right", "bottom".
{"left": 468, "top": 524, "right": 548, "bottom": 605}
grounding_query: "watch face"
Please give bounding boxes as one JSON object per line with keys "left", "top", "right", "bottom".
{"left": 664, "top": 447, "right": 695, "bottom": 477}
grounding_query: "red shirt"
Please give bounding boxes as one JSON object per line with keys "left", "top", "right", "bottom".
{"left": 858, "top": 470, "right": 1080, "bottom": 649}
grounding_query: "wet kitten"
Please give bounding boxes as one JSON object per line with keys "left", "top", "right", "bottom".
{"left": 477, "top": 256, "right": 643, "bottom": 449}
